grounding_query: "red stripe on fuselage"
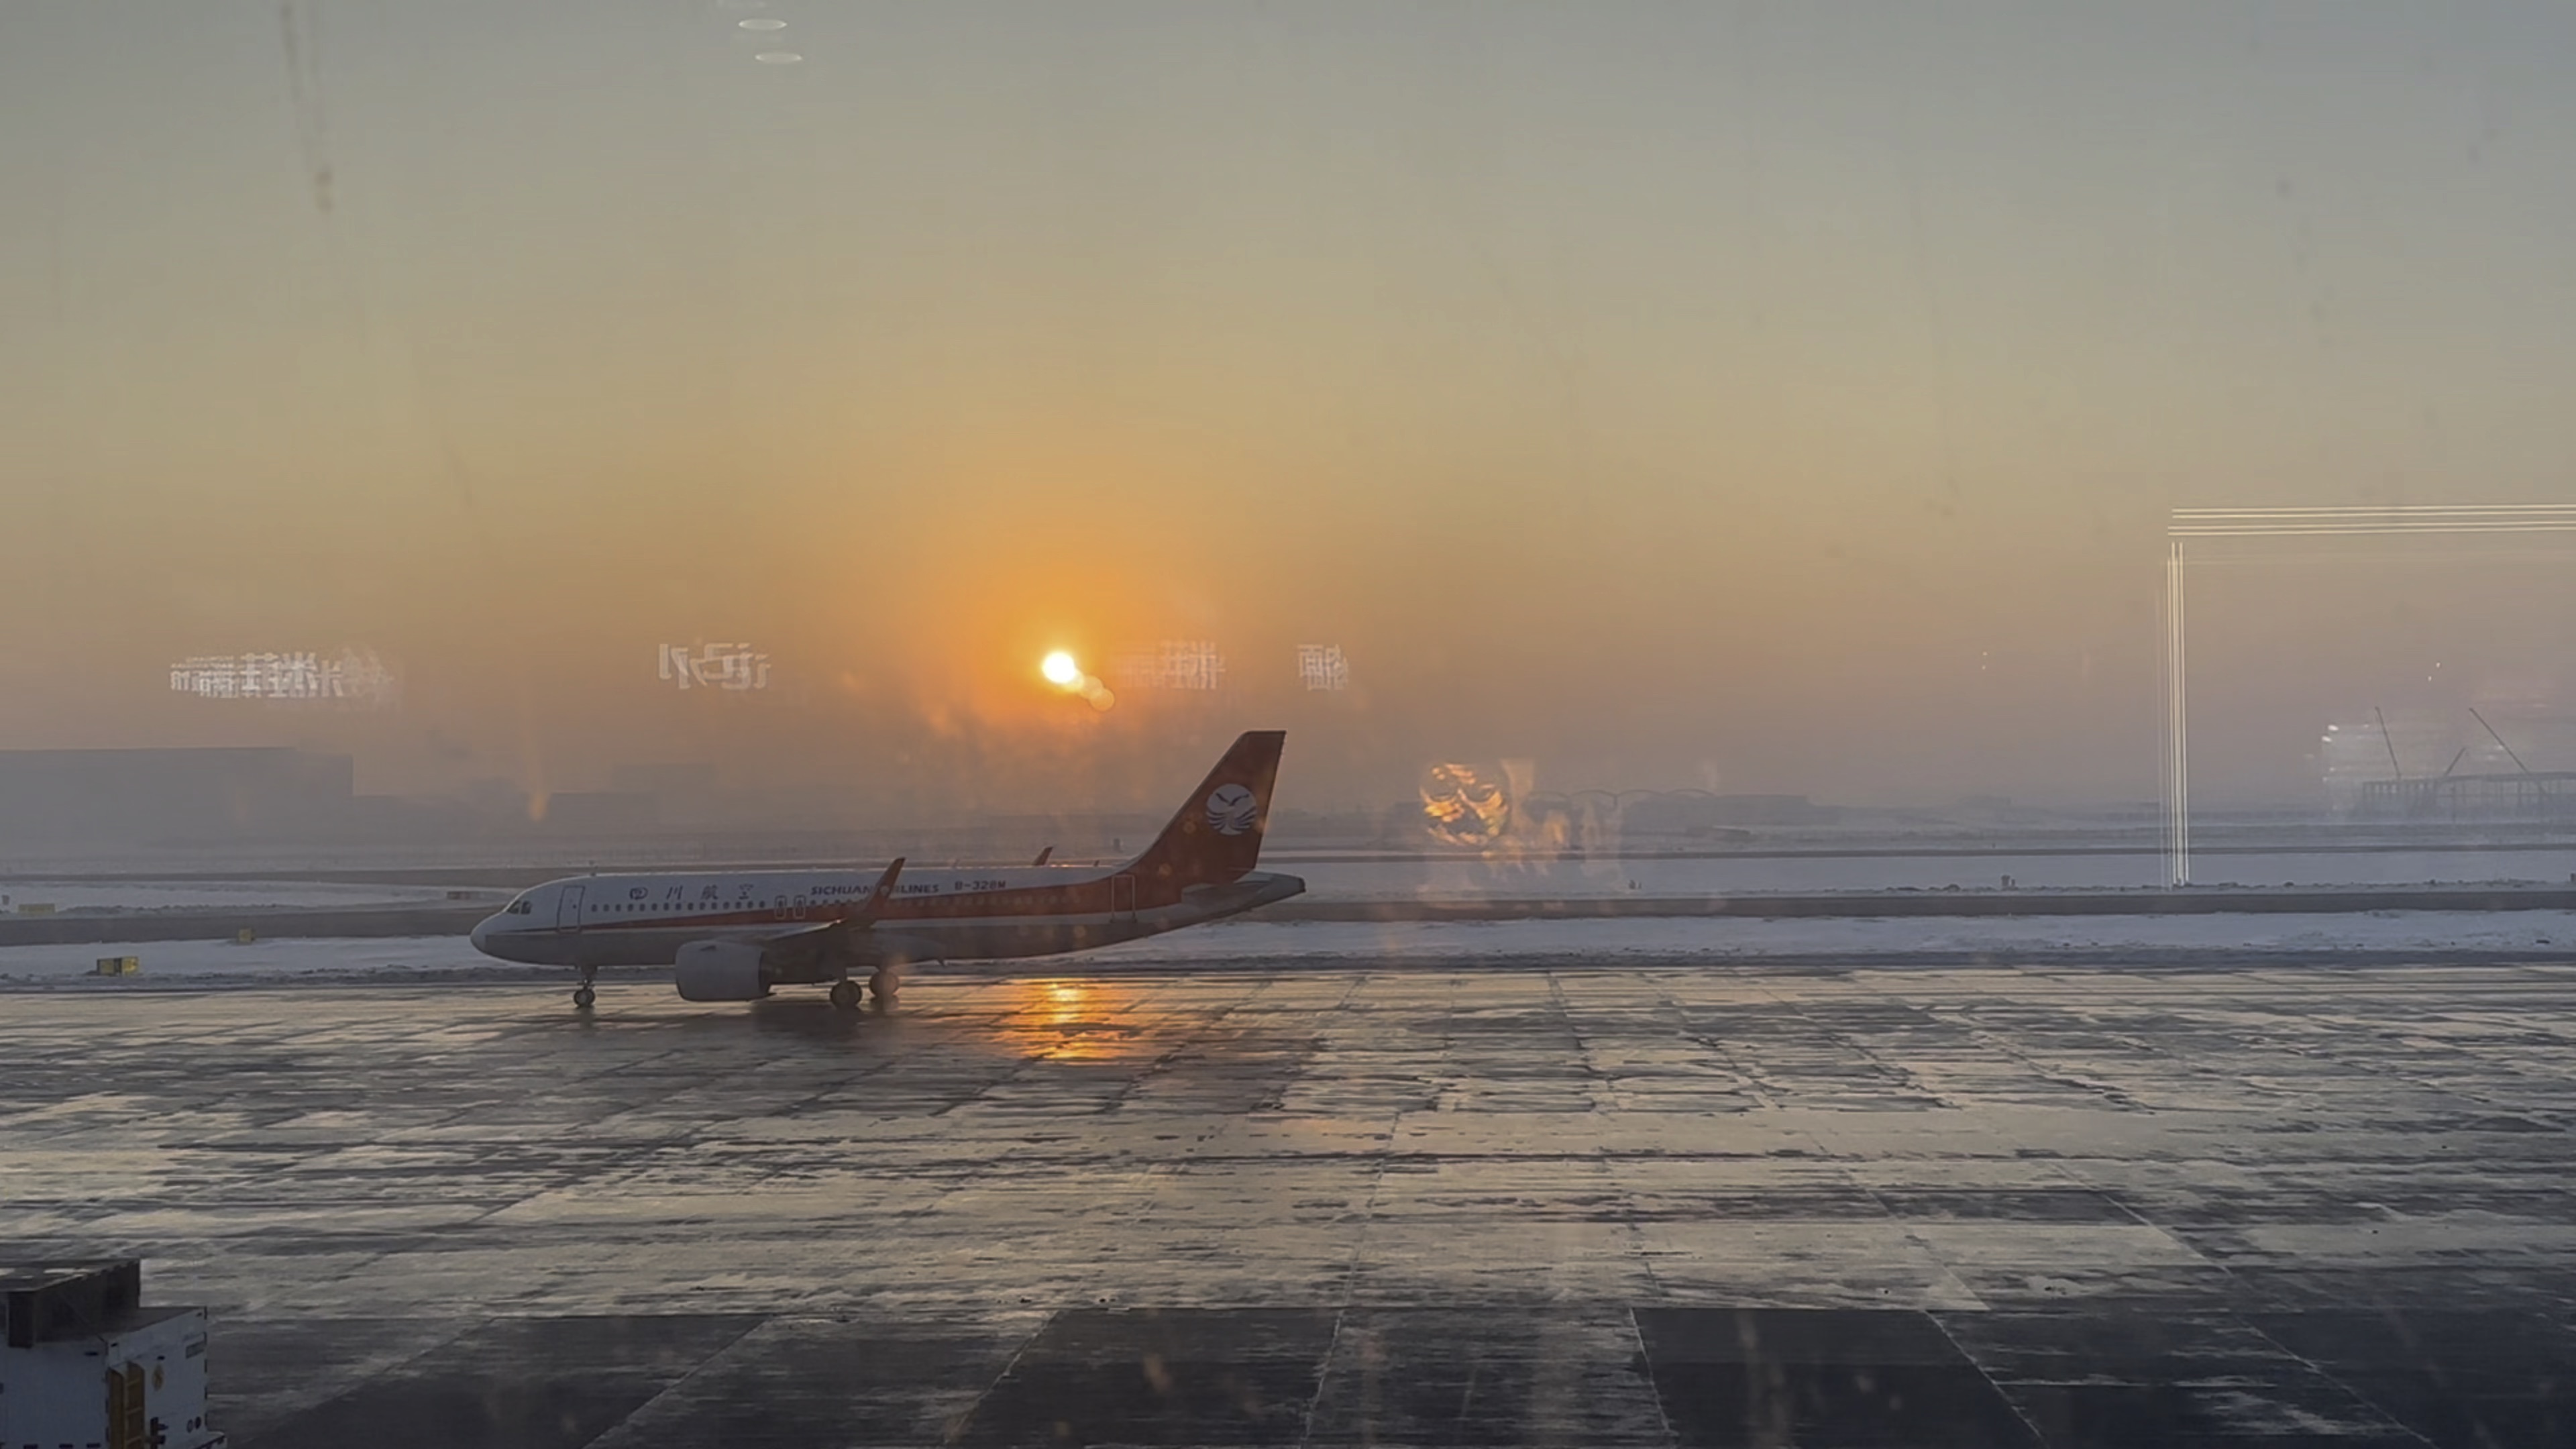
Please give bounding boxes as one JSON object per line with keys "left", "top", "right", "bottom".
{"left": 880, "top": 879, "right": 1126, "bottom": 922}
{"left": 570, "top": 872, "right": 1161, "bottom": 934}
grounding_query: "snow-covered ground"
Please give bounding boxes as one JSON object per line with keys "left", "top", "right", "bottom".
{"left": 1, "top": 936, "right": 498, "bottom": 985}
{"left": 1086, "top": 910, "right": 2576, "bottom": 963}
{"left": 5, "top": 911, "right": 2573, "bottom": 989}
{"left": 1287, "top": 849, "right": 2576, "bottom": 898}
{"left": 0, "top": 879, "right": 501, "bottom": 912}
{"left": 11, "top": 844, "right": 2576, "bottom": 919}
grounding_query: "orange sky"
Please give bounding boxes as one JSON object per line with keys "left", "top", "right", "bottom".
{"left": 4, "top": 2, "right": 2575, "bottom": 814}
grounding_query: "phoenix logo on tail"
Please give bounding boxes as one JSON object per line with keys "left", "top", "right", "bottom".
{"left": 1205, "top": 784, "right": 1258, "bottom": 835}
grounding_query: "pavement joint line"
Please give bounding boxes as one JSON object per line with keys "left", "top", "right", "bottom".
{"left": 2233, "top": 1314, "right": 2445, "bottom": 1448}
{"left": 1617, "top": 1303, "right": 1683, "bottom": 1448}
{"left": 1924, "top": 1303, "right": 2051, "bottom": 1447}
{"left": 1292, "top": 1304, "right": 1350, "bottom": 1449}
{"left": 575, "top": 1311, "right": 772, "bottom": 1444}
{"left": 936, "top": 1311, "right": 1049, "bottom": 1448}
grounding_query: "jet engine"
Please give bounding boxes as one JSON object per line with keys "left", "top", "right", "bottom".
{"left": 675, "top": 940, "right": 771, "bottom": 1000}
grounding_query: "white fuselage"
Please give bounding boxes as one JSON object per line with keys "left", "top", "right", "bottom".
{"left": 470, "top": 862, "right": 1305, "bottom": 969}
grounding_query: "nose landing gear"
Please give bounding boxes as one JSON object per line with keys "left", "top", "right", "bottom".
{"left": 573, "top": 967, "right": 598, "bottom": 1011}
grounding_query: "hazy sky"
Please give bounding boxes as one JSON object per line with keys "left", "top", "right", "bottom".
{"left": 4, "top": 1, "right": 2574, "bottom": 814}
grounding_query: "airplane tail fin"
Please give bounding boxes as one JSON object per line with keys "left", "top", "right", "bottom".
{"left": 1126, "top": 731, "right": 1285, "bottom": 890}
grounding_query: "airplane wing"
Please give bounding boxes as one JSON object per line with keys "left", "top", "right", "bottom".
{"left": 738, "top": 858, "right": 905, "bottom": 975}
{"left": 851, "top": 857, "right": 904, "bottom": 925}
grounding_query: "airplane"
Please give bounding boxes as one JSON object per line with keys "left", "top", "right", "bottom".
{"left": 468, "top": 731, "right": 1302, "bottom": 1011}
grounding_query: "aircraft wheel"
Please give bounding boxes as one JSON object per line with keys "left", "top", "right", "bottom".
{"left": 867, "top": 971, "right": 898, "bottom": 1008}
{"left": 573, "top": 985, "right": 596, "bottom": 1010}
{"left": 828, "top": 978, "right": 861, "bottom": 1012}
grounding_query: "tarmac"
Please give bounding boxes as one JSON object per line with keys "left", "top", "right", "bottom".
{"left": 4, "top": 957, "right": 2575, "bottom": 1446}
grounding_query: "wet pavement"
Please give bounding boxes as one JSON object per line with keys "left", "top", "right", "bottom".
{"left": 3, "top": 959, "right": 2574, "bottom": 1446}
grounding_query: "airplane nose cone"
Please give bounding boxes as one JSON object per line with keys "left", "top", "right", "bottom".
{"left": 469, "top": 918, "right": 492, "bottom": 954}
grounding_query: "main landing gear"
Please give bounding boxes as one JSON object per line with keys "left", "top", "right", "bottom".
{"left": 827, "top": 973, "right": 898, "bottom": 1012}
{"left": 827, "top": 967, "right": 912, "bottom": 1012}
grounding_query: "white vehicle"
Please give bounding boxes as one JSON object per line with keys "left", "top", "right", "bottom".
{"left": 469, "top": 732, "right": 1301, "bottom": 1010}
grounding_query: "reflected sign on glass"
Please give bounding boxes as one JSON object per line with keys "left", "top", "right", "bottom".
{"left": 1296, "top": 644, "right": 1350, "bottom": 692}
{"left": 167, "top": 649, "right": 398, "bottom": 707}
{"left": 1112, "top": 639, "right": 1227, "bottom": 691}
{"left": 1421, "top": 762, "right": 1512, "bottom": 845}
{"left": 659, "top": 642, "right": 772, "bottom": 692}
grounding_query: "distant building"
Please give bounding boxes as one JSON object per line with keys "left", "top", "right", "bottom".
{"left": 2324, "top": 706, "right": 2576, "bottom": 821}
{"left": 0, "top": 747, "right": 355, "bottom": 847}
{"left": 1617, "top": 792, "right": 1839, "bottom": 834}
{"left": 533, "top": 792, "right": 659, "bottom": 834}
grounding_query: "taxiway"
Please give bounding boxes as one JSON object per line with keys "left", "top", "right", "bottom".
{"left": 4, "top": 959, "right": 2573, "bottom": 1445}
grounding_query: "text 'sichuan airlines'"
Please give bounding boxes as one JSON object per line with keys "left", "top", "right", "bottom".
{"left": 469, "top": 731, "right": 1302, "bottom": 1010}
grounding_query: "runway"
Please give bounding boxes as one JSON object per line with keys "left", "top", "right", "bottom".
{"left": 5, "top": 959, "right": 2575, "bottom": 1446}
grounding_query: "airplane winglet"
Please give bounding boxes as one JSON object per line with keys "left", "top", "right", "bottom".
{"left": 851, "top": 857, "right": 905, "bottom": 927}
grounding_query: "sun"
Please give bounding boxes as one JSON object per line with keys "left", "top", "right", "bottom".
{"left": 1040, "top": 651, "right": 1081, "bottom": 688}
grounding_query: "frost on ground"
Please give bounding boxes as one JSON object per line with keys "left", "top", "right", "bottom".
{"left": 4, "top": 912, "right": 2574, "bottom": 990}
{"left": 0, "top": 879, "right": 499, "bottom": 912}
{"left": 1085, "top": 912, "right": 2576, "bottom": 965}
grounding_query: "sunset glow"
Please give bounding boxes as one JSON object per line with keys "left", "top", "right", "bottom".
{"left": 5, "top": 5, "right": 2572, "bottom": 814}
